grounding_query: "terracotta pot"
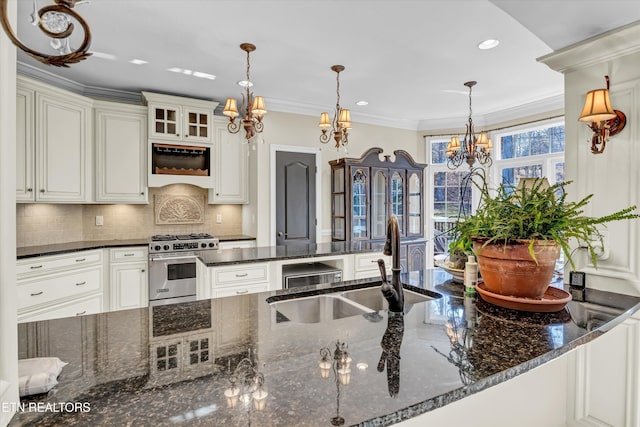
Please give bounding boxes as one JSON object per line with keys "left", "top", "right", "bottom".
{"left": 472, "top": 238, "right": 560, "bottom": 299}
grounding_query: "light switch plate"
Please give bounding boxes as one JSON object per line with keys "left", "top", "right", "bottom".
{"left": 216, "top": 214, "right": 222, "bottom": 224}
{"left": 95, "top": 215, "right": 104, "bottom": 226}
{"left": 569, "top": 271, "right": 586, "bottom": 288}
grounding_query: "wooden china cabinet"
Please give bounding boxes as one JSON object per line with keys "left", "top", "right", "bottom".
{"left": 329, "top": 147, "right": 427, "bottom": 272}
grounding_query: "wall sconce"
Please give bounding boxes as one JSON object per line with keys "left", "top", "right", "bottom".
{"left": 223, "top": 349, "right": 268, "bottom": 411}
{"left": 0, "top": 0, "right": 91, "bottom": 67}
{"left": 579, "top": 75, "right": 627, "bottom": 154}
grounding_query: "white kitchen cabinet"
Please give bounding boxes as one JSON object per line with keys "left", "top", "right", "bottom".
{"left": 109, "top": 247, "right": 148, "bottom": 311}
{"left": 218, "top": 240, "right": 256, "bottom": 250}
{"left": 209, "top": 117, "right": 249, "bottom": 204}
{"left": 17, "top": 249, "right": 104, "bottom": 322}
{"left": 94, "top": 101, "right": 148, "bottom": 203}
{"left": 353, "top": 252, "right": 392, "bottom": 280}
{"left": 16, "top": 76, "right": 93, "bottom": 203}
{"left": 142, "top": 91, "right": 217, "bottom": 144}
{"left": 210, "top": 262, "right": 270, "bottom": 297}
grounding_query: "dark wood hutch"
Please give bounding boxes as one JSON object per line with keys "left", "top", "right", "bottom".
{"left": 329, "top": 147, "right": 427, "bottom": 272}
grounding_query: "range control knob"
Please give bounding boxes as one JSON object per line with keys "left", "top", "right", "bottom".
{"left": 209, "top": 242, "right": 216, "bottom": 248}
{"left": 163, "top": 245, "right": 170, "bottom": 251}
{"left": 201, "top": 243, "right": 207, "bottom": 248}
{"left": 154, "top": 245, "right": 161, "bottom": 251}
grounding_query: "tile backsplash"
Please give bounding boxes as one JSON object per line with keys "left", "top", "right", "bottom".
{"left": 16, "top": 185, "right": 243, "bottom": 247}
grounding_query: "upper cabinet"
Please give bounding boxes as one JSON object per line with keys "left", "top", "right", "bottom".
{"left": 329, "top": 148, "right": 427, "bottom": 271}
{"left": 209, "top": 117, "right": 249, "bottom": 204}
{"left": 17, "top": 76, "right": 93, "bottom": 203}
{"left": 142, "top": 92, "right": 217, "bottom": 144}
{"left": 94, "top": 101, "right": 148, "bottom": 204}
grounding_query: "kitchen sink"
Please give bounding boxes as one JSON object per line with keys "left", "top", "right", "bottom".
{"left": 268, "top": 284, "right": 436, "bottom": 324}
{"left": 338, "top": 286, "right": 434, "bottom": 311}
{"left": 269, "top": 294, "right": 373, "bottom": 324}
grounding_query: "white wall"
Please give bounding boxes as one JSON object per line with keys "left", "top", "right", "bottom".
{"left": 244, "top": 110, "right": 423, "bottom": 246}
{"left": 0, "top": 1, "right": 19, "bottom": 425}
{"left": 540, "top": 23, "right": 640, "bottom": 296}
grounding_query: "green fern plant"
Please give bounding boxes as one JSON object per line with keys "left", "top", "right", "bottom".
{"left": 452, "top": 178, "right": 639, "bottom": 269}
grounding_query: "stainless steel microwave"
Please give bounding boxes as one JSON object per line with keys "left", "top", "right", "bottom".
{"left": 282, "top": 263, "right": 343, "bottom": 289}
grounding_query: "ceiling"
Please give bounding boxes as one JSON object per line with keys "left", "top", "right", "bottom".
{"left": 11, "top": 1, "right": 640, "bottom": 131}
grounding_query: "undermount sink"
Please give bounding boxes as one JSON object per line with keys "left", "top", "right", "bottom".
{"left": 268, "top": 284, "right": 436, "bottom": 324}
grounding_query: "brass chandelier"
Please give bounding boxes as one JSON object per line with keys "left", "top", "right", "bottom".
{"left": 319, "top": 65, "right": 351, "bottom": 150}
{"left": 223, "top": 43, "right": 267, "bottom": 142}
{"left": 446, "top": 81, "right": 492, "bottom": 169}
{"left": 0, "top": 0, "right": 91, "bottom": 67}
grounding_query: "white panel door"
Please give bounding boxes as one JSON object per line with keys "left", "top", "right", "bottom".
{"left": 36, "top": 92, "right": 92, "bottom": 202}
{"left": 110, "top": 262, "right": 148, "bottom": 311}
{"left": 209, "top": 119, "right": 248, "bottom": 204}
{"left": 95, "top": 102, "right": 148, "bottom": 203}
{"left": 16, "top": 87, "right": 34, "bottom": 201}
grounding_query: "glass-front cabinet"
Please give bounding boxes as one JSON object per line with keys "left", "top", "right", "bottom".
{"left": 329, "top": 148, "right": 427, "bottom": 272}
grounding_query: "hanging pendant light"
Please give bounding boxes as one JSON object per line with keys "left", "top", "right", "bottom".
{"left": 319, "top": 65, "right": 351, "bottom": 150}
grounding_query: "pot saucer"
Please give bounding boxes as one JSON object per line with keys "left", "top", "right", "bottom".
{"left": 476, "top": 282, "right": 572, "bottom": 312}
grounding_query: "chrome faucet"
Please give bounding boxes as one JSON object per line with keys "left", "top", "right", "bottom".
{"left": 378, "top": 215, "right": 404, "bottom": 313}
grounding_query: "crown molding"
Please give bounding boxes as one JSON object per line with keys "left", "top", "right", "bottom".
{"left": 538, "top": 21, "right": 640, "bottom": 74}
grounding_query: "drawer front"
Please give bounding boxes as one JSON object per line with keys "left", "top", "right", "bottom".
{"left": 18, "top": 267, "right": 102, "bottom": 311}
{"left": 213, "top": 283, "right": 269, "bottom": 298}
{"left": 17, "top": 250, "right": 102, "bottom": 277}
{"left": 218, "top": 240, "right": 256, "bottom": 250}
{"left": 214, "top": 263, "right": 269, "bottom": 286}
{"left": 18, "top": 294, "right": 103, "bottom": 323}
{"left": 111, "top": 247, "right": 148, "bottom": 263}
{"left": 354, "top": 253, "right": 392, "bottom": 272}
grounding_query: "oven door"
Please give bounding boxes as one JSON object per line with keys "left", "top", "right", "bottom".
{"left": 149, "top": 254, "right": 197, "bottom": 304}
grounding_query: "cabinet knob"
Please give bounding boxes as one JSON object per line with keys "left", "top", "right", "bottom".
{"left": 141, "top": 192, "right": 145, "bottom": 195}
{"left": 27, "top": 188, "right": 32, "bottom": 192}
{"left": 141, "top": 269, "right": 145, "bottom": 273}
{"left": 216, "top": 193, "right": 219, "bottom": 196}
{"left": 176, "top": 134, "right": 179, "bottom": 137}
{"left": 40, "top": 189, "right": 45, "bottom": 193}
{"left": 184, "top": 134, "right": 188, "bottom": 138}
{"left": 76, "top": 311, "right": 86, "bottom": 316}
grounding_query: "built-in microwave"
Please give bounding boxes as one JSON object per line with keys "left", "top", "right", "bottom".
{"left": 282, "top": 262, "right": 343, "bottom": 289}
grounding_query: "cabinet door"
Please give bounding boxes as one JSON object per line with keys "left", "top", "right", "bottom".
{"left": 209, "top": 120, "right": 248, "bottom": 204}
{"left": 148, "top": 102, "right": 182, "bottom": 141}
{"left": 331, "top": 165, "right": 346, "bottom": 241}
{"left": 36, "top": 92, "right": 92, "bottom": 202}
{"left": 407, "top": 242, "right": 426, "bottom": 272}
{"left": 95, "top": 104, "right": 148, "bottom": 203}
{"left": 350, "top": 167, "right": 370, "bottom": 240}
{"left": 16, "top": 87, "right": 35, "bottom": 201}
{"left": 371, "top": 168, "right": 388, "bottom": 240}
{"left": 407, "top": 171, "right": 423, "bottom": 237}
{"left": 110, "top": 262, "right": 148, "bottom": 311}
{"left": 183, "top": 107, "right": 212, "bottom": 143}
{"left": 389, "top": 169, "right": 406, "bottom": 236}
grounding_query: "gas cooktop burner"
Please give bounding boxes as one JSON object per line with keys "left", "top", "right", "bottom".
{"left": 149, "top": 233, "right": 219, "bottom": 253}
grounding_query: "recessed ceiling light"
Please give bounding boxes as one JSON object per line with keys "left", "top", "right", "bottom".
{"left": 129, "top": 59, "right": 148, "bottom": 65}
{"left": 167, "top": 67, "right": 183, "bottom": 73}
{"left": 90, "top": 51, "right": 117, "bottom": 61}
{"left": 237, "top": 80, "right": 253, "bottom": 88}
{"left": 356, "top": 100, "right": 368, "bottom": 106}
{"left": 356, "top": 362, "right": 368, "bottom": 370}
{"left": 478, "top": 39, "right": 500, "bottom": 50}
{"left": 193, "top": 71, "right": 216, "bottom": 80}
{"left": 166, "top": 68, "right": 216, "bottom": 80}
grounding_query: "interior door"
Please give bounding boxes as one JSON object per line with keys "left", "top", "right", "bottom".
{"left": 275, "top": 151, "right": 316, "bottom": 246}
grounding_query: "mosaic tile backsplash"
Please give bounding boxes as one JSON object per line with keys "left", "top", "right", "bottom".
{"left": 16, "top": 185, "right": 242, "bottom": 247}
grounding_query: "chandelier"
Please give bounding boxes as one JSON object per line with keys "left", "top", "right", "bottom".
{"left": 319, "top": 340, "right": 352, "bottom": 426}
{"left": 446, "top": 81, "right": 492, "bottom": 169}
{"left": 223, "top": 43, "right": 267, "bottom": 142}
{"left": 319, "top": 65, "right": 351, "bottom": 150}
{"left": 0, "top": 0, "right": 91, "bottom": 67}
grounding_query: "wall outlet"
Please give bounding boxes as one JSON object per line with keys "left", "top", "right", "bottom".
{"left": 216, "top": 214, "right": 222, "bottom": 224}
{"left": 95, "top": 215, "right": 104, "bottom": 226}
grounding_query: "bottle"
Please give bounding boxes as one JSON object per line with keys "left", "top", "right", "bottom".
{"left": 464, "top": 254, "right": 478, "bottom": 296}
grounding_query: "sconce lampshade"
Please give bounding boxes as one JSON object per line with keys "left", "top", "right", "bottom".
{"left": 338, "top": 109, "right": 352, "bottom": 129}
{"left": 319, "top": 112, "right": 331, "bottom": 129}
{"left": 223, "top": 98, "right": 240, "bottom": 118}
{"left": 251, "top": 96, "right": 267, "bottom": 116}
{"left": 579, "top": 89, "right": 616, "bottom": 123}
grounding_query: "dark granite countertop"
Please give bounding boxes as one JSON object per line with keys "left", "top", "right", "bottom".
{"left": 15, "top": 235, "right": 256, "bottom": 259}
{"left": 10, "top": 269, "right": 640, "bottom": 426}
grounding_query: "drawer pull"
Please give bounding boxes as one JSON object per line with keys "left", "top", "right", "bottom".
{"left": 75, "top": 281, "right": 86, "bottom": 286}
{"left": 76, "top": 311, "right": 86, "bottom": 316}
{"left": 30, "top": 265, "right": 43, "bottom": 270}
{"left": 235, "top": 273, "right": 248, "bottom": 277}
{"left": 75, "top": 258, "right": 86, "bottom": 262}
{"left": 158, "top": 289, "right": 170, "bottom": 293}
{"left": 30, "top": 291, "right": 43, "bottom": 296}
{"left": 236, "top": 290, "right": 249, "bottom": 295}
{"left": 124, "top": 253, "right": 135, "bottom": 257}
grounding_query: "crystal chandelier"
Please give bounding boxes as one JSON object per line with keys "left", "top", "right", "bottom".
{"left": 319, "top": 65, "right": 351, "bottom": 150}
{"left": 0, "top": 0, "right": 91, "bottom": 67}
{"left": 223, "top": 43, "right": 267, "bottom": 142}
{"left": 446, "top": 81, "right": 492, "bottom": 169}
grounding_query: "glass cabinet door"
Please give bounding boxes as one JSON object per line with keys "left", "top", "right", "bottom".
{"left": 371, "top": 169, "right": 387, "bottom": 239}
{"left": 407, "top": 172, "right": 422, "bottom": 236}
{"left": 184, "top": 108, "right": 210, "bottom": 142}
{"left": 351, "top": 168, "right": 368, "bottom": 239}
{"left": 331, "top": 167, "right": 345, "bottom": 240}
{"left": 390, "top": 170, "right": 404, "bottom": 234}
{"left": 151, "top": 104, "right": 180, "bottom": 139}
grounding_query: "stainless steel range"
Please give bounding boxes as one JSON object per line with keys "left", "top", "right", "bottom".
{"left": 148, "top": 233, "right": 219, "bottom": 306}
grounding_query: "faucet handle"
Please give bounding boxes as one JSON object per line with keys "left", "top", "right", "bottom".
{"left": 377, "top": 259, "right": 388, "bottom": 283}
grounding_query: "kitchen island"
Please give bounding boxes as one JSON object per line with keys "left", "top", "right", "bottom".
{"left": 10, "top": 269, "right": 640, "bottom": 426}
